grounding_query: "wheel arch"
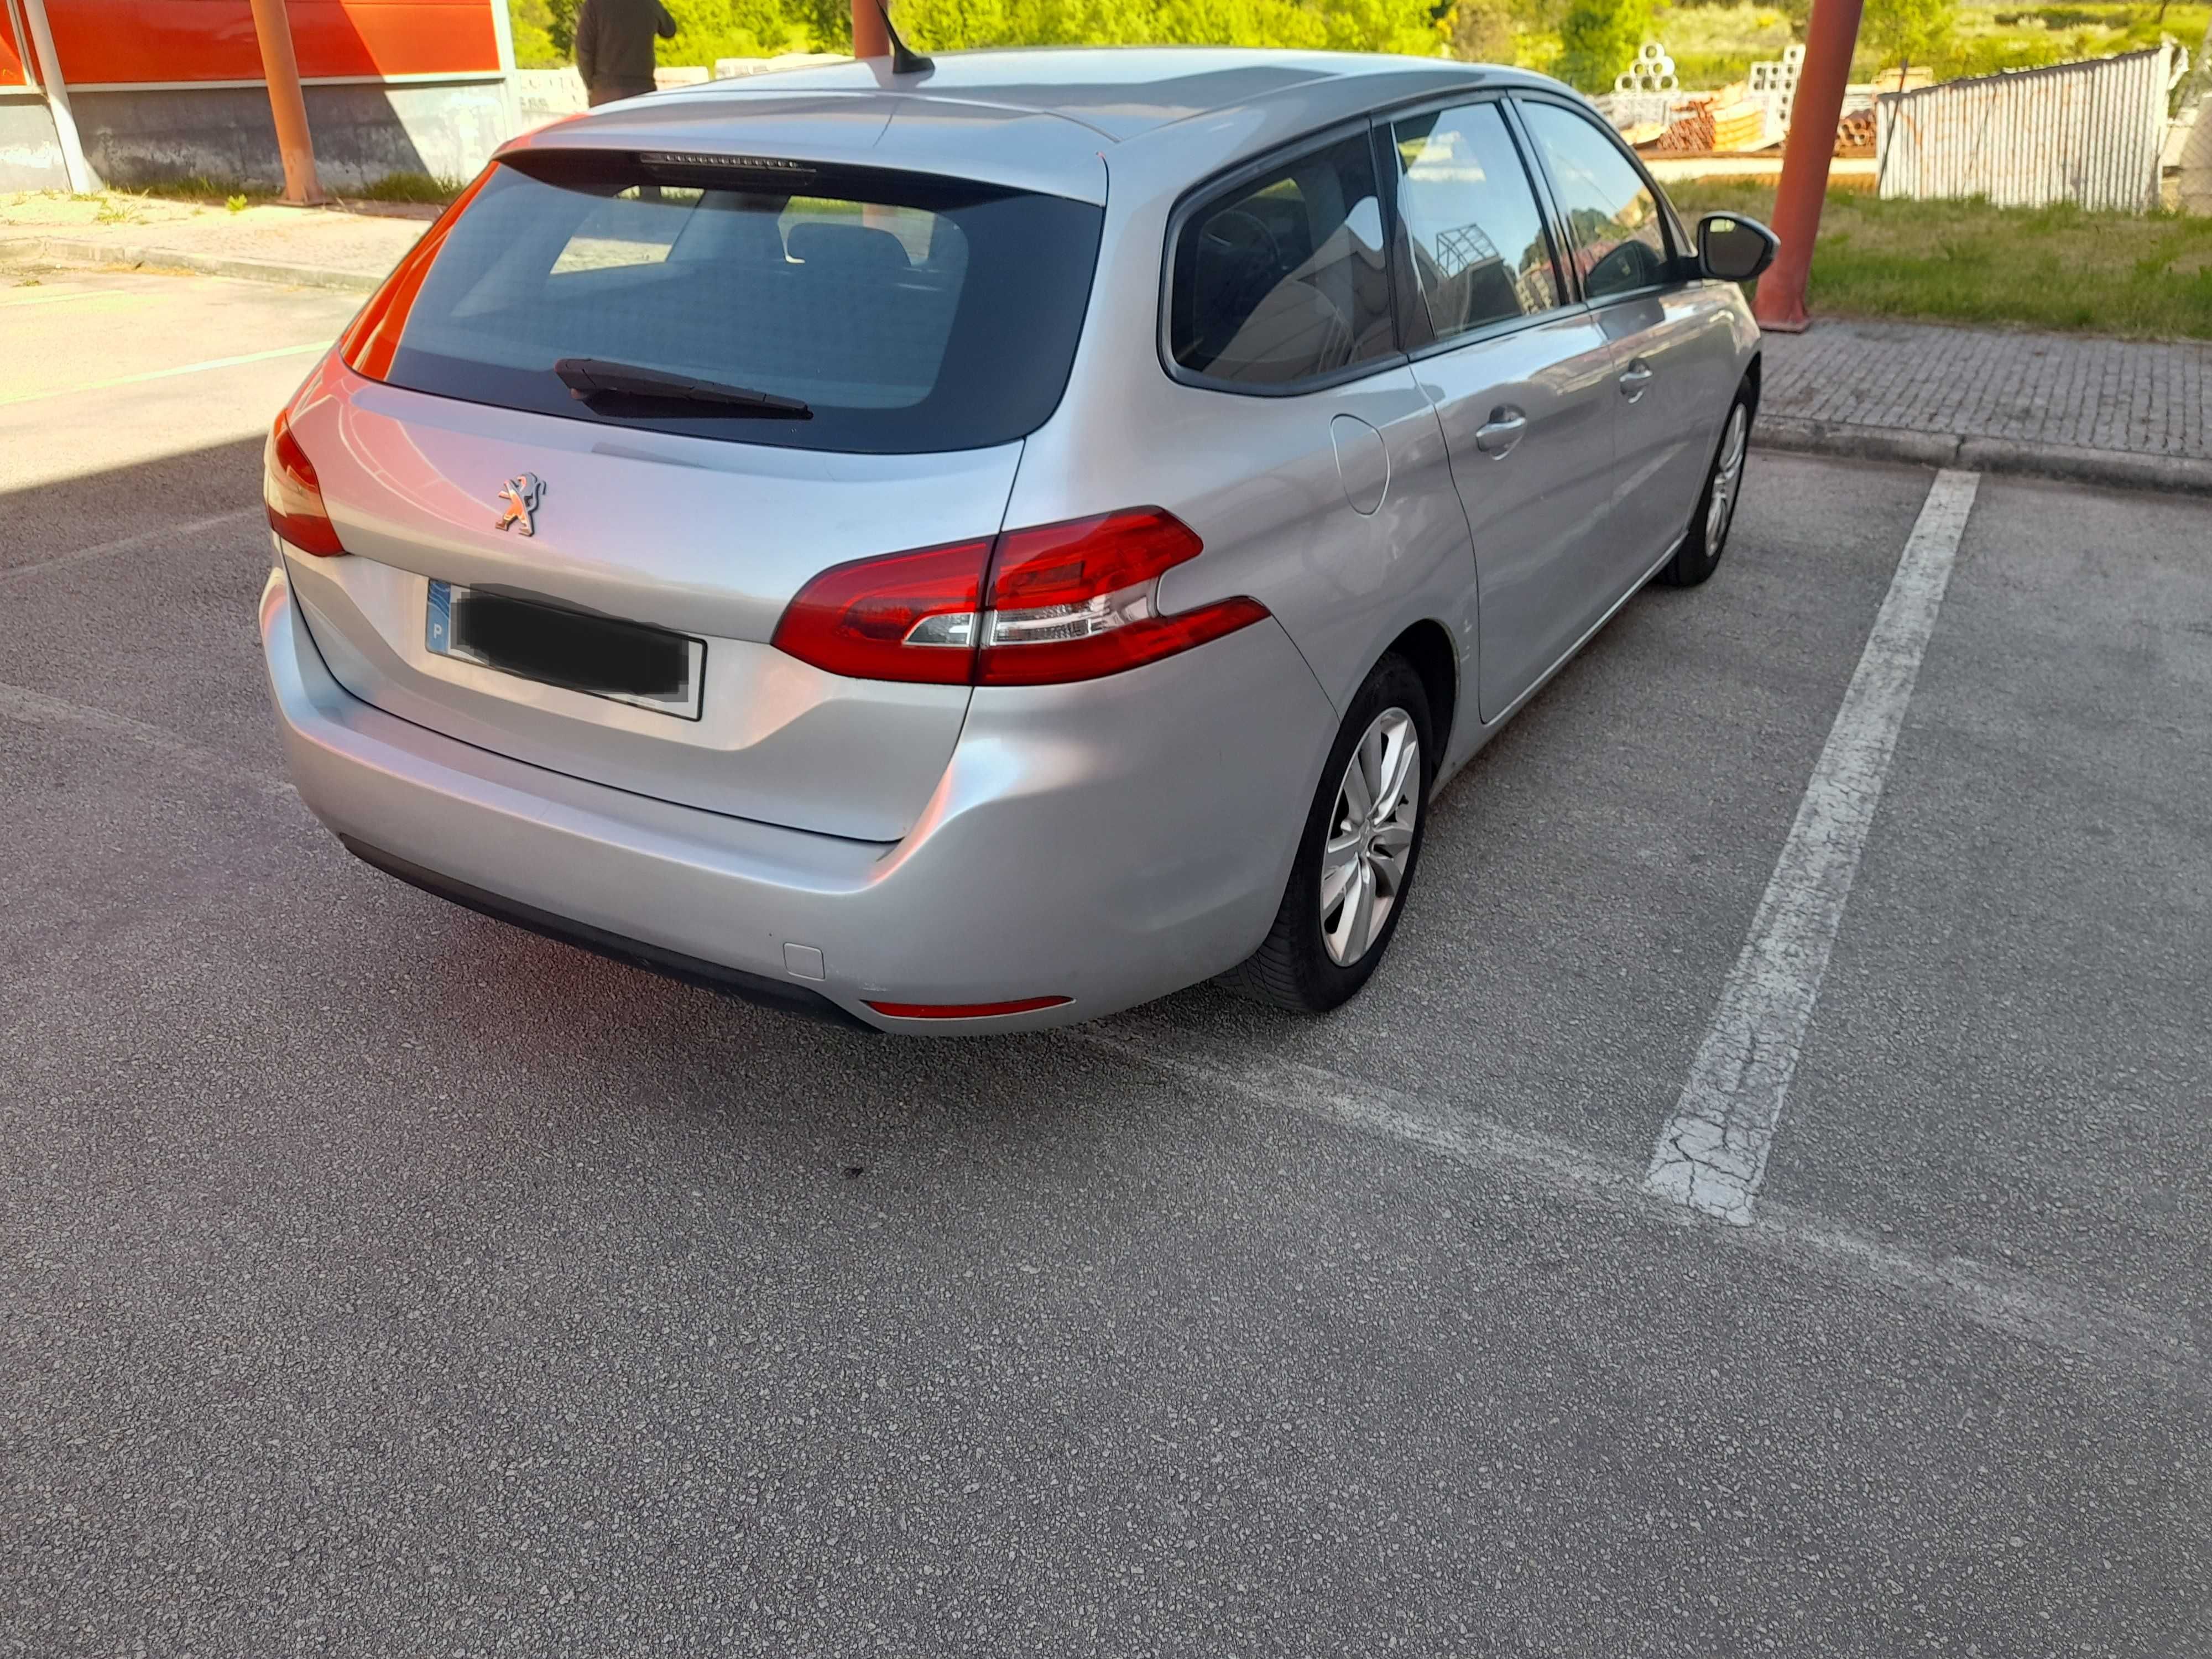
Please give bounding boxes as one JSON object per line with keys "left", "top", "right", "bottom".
{"left": 1381, "top": 619, "right": 1460, "bottom": 762}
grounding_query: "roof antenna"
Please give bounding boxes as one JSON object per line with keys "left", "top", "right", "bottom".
{"left": 871, "top": 0, "right": 933, "bottom": 75}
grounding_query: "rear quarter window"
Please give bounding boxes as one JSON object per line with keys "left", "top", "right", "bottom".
{"left": 1168, "top": 133, "right": 1395, "bottom": 392}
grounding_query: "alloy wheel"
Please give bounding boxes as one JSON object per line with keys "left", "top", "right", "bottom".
{"left": 1705, "top": 404, "right": 1749, "bottom": 550}
{"left": 1319, "top": 707, "right": 1421, "bottom": 967}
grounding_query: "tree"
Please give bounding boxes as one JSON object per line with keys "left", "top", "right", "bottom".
{"left": 656, "top": 0, "right": 820, "bottom": 59}
{"left": 546, "top": 0, "right": 581, "bottom": 55}
{"left": 1448, "top": 0, "right": 1516, "bottom": 64}
{"left": 1552, "top": 0, "right": 1650, "bottom": 91}
{"left": 512, "top": 0, "right": 1452, "bottom": 67}
{"left": 1861, "top": 0, "right": 1954, "bottom": 81}
{"left": 505, "top": 0, "right": 566, "bottom": 65}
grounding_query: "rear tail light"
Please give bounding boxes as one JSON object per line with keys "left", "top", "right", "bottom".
{"left": 769, "top": 539, "right": 989, "bottom": 686}
{"left": 771, "top": 509, "right": 1265, "bottom": 687}
{"left": 339, "top": 169, "right": 493, "bottom": 383}
{"left": 276, "top": 169, "right": 489, "bottom": 557}
{"left": 976, "top": 509, "right": 1267, "bottom": 686}
{"left": 263, "top": 409, "right": 346, "bottom": 557}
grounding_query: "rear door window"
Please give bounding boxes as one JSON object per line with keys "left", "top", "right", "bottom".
{"left": 1168, "top": 133, "right": 1395, "bottom": 390}
{"left": 1517, "top": 101, "right": 1675, "bottom": 300}
{"left": 1389, "top": 102, "right": 1562, "bottom": 345}
{"left": 371, "top": 156, "right": 1103, "bottom": 455}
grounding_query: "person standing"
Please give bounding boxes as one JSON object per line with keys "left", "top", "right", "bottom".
{"left": 573, "top": 0, "right": 679, "bottom": 107}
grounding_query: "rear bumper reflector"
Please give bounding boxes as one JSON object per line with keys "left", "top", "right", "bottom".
{"left": 863, "top": 995, "right": 1073, "bottom": 1020}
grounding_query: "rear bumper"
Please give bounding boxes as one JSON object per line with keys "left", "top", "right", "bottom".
{"left": 336, "top": 835, "right": 873, "bottom": 1030}
{"left": 261, "top": 566, "right": 1334, "bottom": 1033}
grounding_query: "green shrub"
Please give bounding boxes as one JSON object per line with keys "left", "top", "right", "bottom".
{"left": 514, "top": 0, "right": 1448, "bottom": 67}
{"left": 1554, "top": 0, "right": 1654, "bottom": 87}
{"left": 356, "top": 172, "right": 467, "bottom": 205}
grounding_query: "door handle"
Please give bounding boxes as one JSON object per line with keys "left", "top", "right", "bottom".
{"left": 1618, "top": 359, "right": 1654, "bottom": 401}
{"left": 1473, "top": 407, "right": 1527, "bottom": 458}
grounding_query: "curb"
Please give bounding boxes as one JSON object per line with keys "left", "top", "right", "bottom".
{"left": 1753, "top": 415, "right": 2212, "bottom": 498}
{"left": 0, "top": 234, "right": 383, "bottom": 295}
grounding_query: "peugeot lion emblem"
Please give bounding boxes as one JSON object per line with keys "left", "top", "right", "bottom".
{"left": 494, "top": 472, "right": 545, "bottom": 536}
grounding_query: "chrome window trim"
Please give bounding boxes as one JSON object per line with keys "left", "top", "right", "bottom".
{"left": 1156, "top": 116, "right": 1411, "bottom": 401}
{"left": 1402, "top": 297, "right": 1596, "bottom": 366}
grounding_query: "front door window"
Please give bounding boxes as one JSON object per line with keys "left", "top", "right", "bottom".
{"left": 1519, "top": 102, "right": 1673, "bottom": 299}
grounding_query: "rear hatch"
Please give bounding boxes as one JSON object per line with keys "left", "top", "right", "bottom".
{"left": 280, "top": 138, "right": 1104, "bottom": 843}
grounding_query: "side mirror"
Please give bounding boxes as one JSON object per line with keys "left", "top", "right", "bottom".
{"left": 1696, "top": 213, "right": 1780, "bottom": 283}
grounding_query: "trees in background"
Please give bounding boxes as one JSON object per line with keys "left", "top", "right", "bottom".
{"left": 508, "top": 0, "right": 1452, "bottom": 66}
{"left": 884, "top": 0, "right": 1447, "bottom": 53}
{"left": 1553, "top": 0, "right": 1651, "bottom": 89}
{"left": 1860, "top": 0, "right": 1955, "bottom": 80}
{"left": 1448, "top": 0, "right": 1516, "bottom": 62}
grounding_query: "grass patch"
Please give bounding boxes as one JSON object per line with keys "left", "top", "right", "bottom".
{"left": 352, "top": 171, "right": 466, "bottom": 205}
{"left": 66, "top": 171, "right": 462, "bottom": 208}
{"left": 1670, "top": 180, "right": 2212, "bottom": 337}
{"left": 127, "top": 175, "right": 278, "bottom": 206}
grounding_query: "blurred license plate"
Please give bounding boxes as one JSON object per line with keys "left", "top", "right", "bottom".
{"left": 427, "top": 581, "right": 705, "bottom": 721}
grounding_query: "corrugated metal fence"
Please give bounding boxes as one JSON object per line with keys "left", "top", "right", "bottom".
{"left": 1877, "top": 45, "right": 2178, "bottom": 212}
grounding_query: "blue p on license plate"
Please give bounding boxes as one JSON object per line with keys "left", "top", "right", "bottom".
{"left": 427, "top": 581, "right": 705, "bottom": 720}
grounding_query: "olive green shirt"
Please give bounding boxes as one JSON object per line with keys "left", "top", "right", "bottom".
{"left": 574, "top": 0, "right": 678, "bottom": 105}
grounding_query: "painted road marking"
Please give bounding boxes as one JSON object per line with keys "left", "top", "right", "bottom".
{"left": 0, "top": 679, "right": 294, "bottom": 800}
{"left": 1644, "top": 468, "right": 1981, "bottom": 1227}
{"left": 1075, "top": 1027, "right": 2200, "bottom": 1390}
{"left": 0, "top": 341, "right": 327, "bottom": 406}
{"left": 0, "top": 288, "right": 143, "bottom": 310}
{"left": 1, "top": 505, "right": 262, "bottom": 584}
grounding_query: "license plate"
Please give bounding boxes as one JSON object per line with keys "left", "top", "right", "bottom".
{"left": 427, "top": 581, "right": 705, "bottom": 721}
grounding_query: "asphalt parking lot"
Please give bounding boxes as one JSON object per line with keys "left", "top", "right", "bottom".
{"left": 4, "top": 269, "right": 2208, "bottom": 1657}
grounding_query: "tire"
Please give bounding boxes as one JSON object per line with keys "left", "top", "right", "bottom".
{"left": 1224, "top": 654, "right": 1434, "bottom": 1014}
{"left": 1655, "top": 382, "right": 1754, "bottom": 588}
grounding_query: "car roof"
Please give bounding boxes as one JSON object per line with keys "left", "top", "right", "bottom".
{"left": 505, "top": 49, "right": 1569, "bottom": 202}
{"left": 680, "top": 49, "right": 1544, "bottom": 141}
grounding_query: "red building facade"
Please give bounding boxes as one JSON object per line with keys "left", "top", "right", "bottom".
{"left": 0, "top": 0, "right": 515, "bottom": 191}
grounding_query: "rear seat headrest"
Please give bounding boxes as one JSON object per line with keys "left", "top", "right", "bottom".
{"left": 784, "top": 221, "right": 912, "bottom": 275}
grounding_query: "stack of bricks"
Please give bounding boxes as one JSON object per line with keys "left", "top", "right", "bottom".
{"left": 1634, "top": 86, "right": 1781, "bottom": 156}
{"left": 1709, "top": 98, "right": 1770, "bottom": 152}
{"left": 1647, "top": 98, "right": 1717, "bottom": 153}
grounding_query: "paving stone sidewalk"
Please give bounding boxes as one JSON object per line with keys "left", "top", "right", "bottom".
{"left": 0, "top": 191, "right": 429, "bottom": 291}
{"left": 1757, "top": 319, "right": 2212, "bottom": 493}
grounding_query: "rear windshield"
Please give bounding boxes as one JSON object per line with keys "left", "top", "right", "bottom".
{"left": 375, "top": 154, "right": 1104, "bottom": 454}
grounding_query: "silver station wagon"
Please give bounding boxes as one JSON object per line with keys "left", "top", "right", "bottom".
{"left": 258, "top": 48, "right": 1777, "bottom": 1032}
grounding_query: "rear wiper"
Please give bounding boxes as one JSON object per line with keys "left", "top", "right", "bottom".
{"left": 554, "top": 358, "right": 812, "bottom": 419}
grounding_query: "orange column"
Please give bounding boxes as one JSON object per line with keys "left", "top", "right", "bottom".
{"left": 852, "top": 0, "right": 888, "bottom": 59}
{"left": 17, "top": 0, "right": 93, "bottom": 191}
{"left": 248, "top": 0, "right": 326, "bottom": 205}
{"left": 1752, "top": 0, "right": 1864, "bottom": 331}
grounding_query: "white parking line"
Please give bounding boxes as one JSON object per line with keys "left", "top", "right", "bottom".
{"left": 0, "top": 505, "right": 261, "bottom": 584}
{"left": 0, "top": 288, "right": 144, "bottom": 310}
{"left": 0, "top": 679, "right": 296, "bottom": 800}
{"left": 1644, "top": 468, "right": 1981, "bottom": 1226}
{"left": 1075, "top": 1027, "right": 2200, "bottom": 1389}
{"left": 0, "top": 341, "right": 326, "bottom": 407}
